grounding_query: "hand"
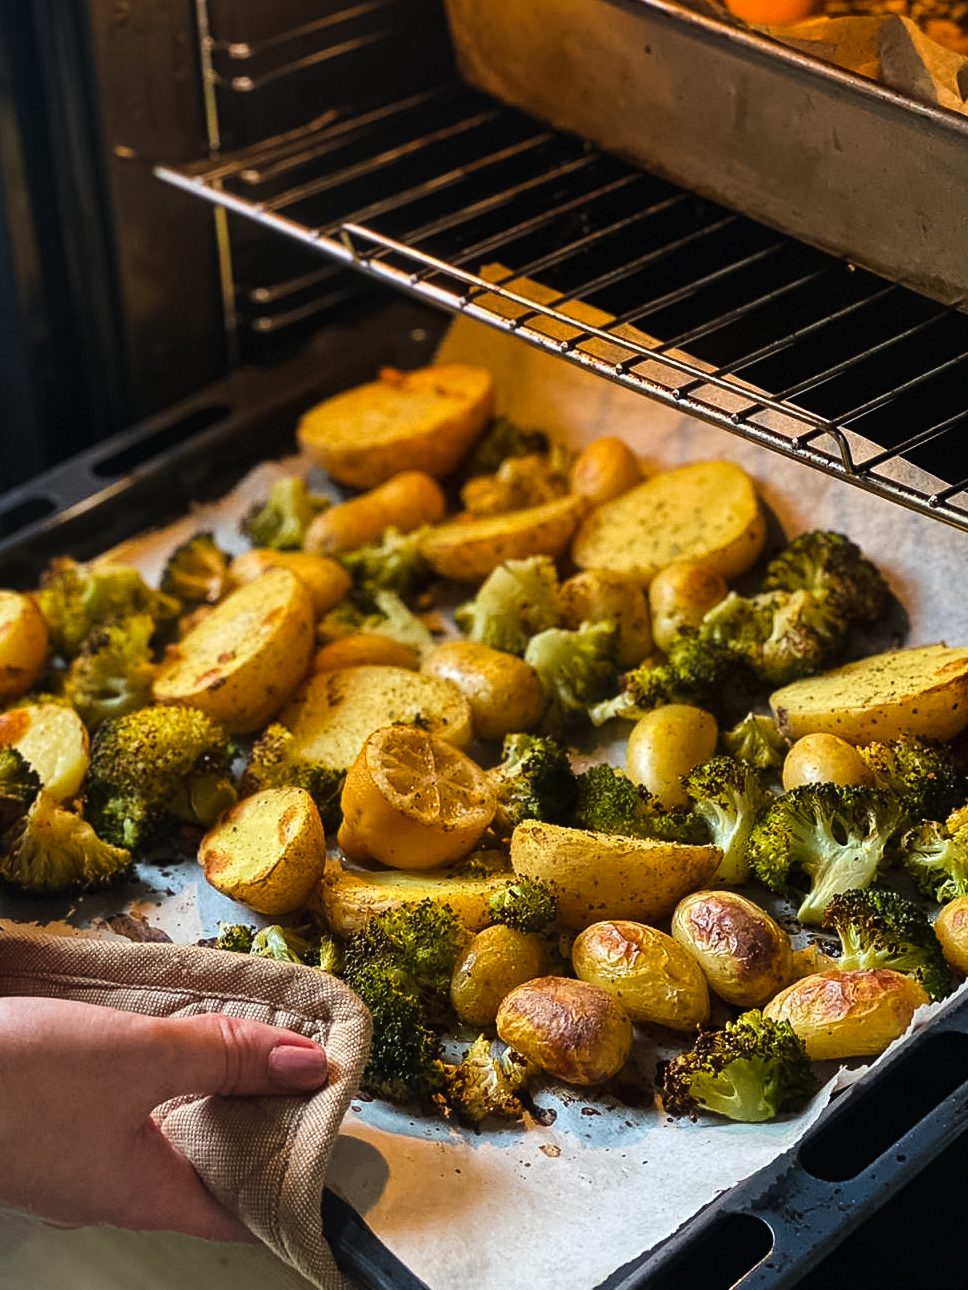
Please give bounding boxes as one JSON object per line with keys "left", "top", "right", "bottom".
{"left": 0, "top": 995, "right": 328, "bottom": 1241}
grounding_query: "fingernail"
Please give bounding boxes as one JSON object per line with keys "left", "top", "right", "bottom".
{"left": 268, "top": 1043, "right": 328, "bottom": 1090}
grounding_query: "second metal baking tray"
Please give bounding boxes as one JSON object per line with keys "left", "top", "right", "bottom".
{"left": 444, "top": 0, "right": 968, "bottom": 309}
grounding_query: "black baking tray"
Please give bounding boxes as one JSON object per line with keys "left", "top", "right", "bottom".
{"left": 2, "top": 294, "right": 967, "bottom": 1290}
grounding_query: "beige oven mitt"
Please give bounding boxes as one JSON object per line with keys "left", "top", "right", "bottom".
{"left": 0, "top": 927, "right": 372, "bottom": 1290}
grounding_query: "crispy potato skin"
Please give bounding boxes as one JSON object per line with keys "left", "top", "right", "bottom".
{"left": 934, "top": 896, "right": 968, "bottom": 975}
{"left": 421, "top": 640, "right": 546, "bottom": 740}
{"left": 764, "top": 968, "right": 929, "bottom": 1059}
{"left": 671, "top": 891, "right": 793, "bottom": 1008}
{"left": 496, "top": 976, "right": 634, "bottom": 1085}
{"left": 450, "top": 925, "right": 548, "bottom": 1027}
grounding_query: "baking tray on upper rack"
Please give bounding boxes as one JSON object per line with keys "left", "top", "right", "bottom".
{"left": 443, "top": 0, "right": 968, "bottom": 309}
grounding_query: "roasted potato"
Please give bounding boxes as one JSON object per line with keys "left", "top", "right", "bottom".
{"left": 569, "top": 436, "right": 641, "bottom": 506}
{"left": 570, "top": 459, "right": 767, "bottom": 586}
{"left": 420, "top": 639, "right": 546, "bottom": 740}
{"left": 421, "top": 494, "right": 587, "bottom": 583}
{"left": 313, "top": 634, "right": 421, "bottom": 672}
{"left": 933, "top": 896, "right": 968, "bottom": 975}
{"left": 571, "top": 919, "right": 710, "bottom": 1031}
{"left": 625, "top": 704, "right": 719, "bottom": 809}
{"left": 153, "top": 567, "right": 315, "bottom": 734}
{"left": 496, "top": 975, "right": 634, "bottom": 1085}
{"left": 450, "top": 924, "right": 548, "bottom": 1027}
{"left": 199, "top": 786, "right": 327, "bottom": 916}
{"left": 296, "top": 362, "right": 495, "bottom": 489}
{"left": 781, "top": 732, "right": 874, "bottom": 790}
{"left": 763, "top": 968, "right": 929, "bottom": 1059}
{"left": 228, "top": 549, "right": 352, "bottom": 619}
{"left": 556, "top": 569, "right": 653, "bottom": 669}
{"left": 510, "top": 820, "right": 721, "bottom": 930}
{"left": 0, "top": 591, "right": 48, "bottom": 704}
{"left": 303, "top": 470, "right": 446, "bottom": 557}
{"left": 647, "top": 560, "right": 729, "bottom": 654}
{"left": 770, "top": 644, "right": 968, "bottom": 745}
{"left": 0, "top": 702, "right": 89, "bottom": 802}
{"left": 670, "top": 890, "right": 793, "bottom": 1008}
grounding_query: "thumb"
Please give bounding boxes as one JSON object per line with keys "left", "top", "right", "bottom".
{"left": 143, "top": 1012, "right": 329, "bottom": 1108}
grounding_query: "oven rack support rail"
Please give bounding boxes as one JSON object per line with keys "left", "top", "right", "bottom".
{"left": 153, "top": 80, "right": 968, "bottom": 534}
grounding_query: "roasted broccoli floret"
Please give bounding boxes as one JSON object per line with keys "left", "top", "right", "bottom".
{"left": 822, "top": 887, "right": 951, "bottom": 1002}
{"left": 454, "top": 556, "right": 560, "bottom": 657}
{"left": 683, "top": 755, "right": 776, "bottom": 885}
{"left": 487, "top": 875, "right": 558, "bottom": 933}
{"left": 342, "top": 899, "right": 468, "bottom": 1103}
{"left": 242, "top": 723, "right": 345, "bottom": 833}
{"left": 573, "top": 763, "right": 709, "bottom": 845}
{"left": 486, "top": 732, "right": 577, "bottom": 835}
{"left": 215, "top": 922, "right": 256, "bottom": 954}
{"left": 460, "top": 452, "right": 569, "bottom": 517}
{"left": 590, "top": 637, "right": 752, "bottom": 726}
{"left": 463, "top": 415, "right": 550, "bottom": 478}
{"left": 318, "top": 588, "right": 433, "bottom": 656}
{"left": 659, "top": 1009, "right": 818, "bottom": 1123}
{"left": 0, "top": 746, "right": 42, "bottom": 833}
{"left": 857, "top": 735, "right": 968, "bottom": 824}
{"left": 436, "top": 1035, "right": 532, "bottom": 1127}
{"left": 251, "top": 924, "right": 317, "bottom": 963}
{"left": 85, "top": 704, "right": 239, "bottom": 850}
{"left": 524, "top": 620, "right": 618, "bottom": 737}
{"left": 760, "top": 529, "right": 891, "bottom": 627}
{"left": 37, "top": 556, "right": 181, "bottom": 660}
{"left": 0, "top": 789, "right": 132, "bottom": 894}
{"left": 160, "top": 532, "right": 232, "bottom": 604}
{"left": 899, "top": 810, "right": 968, "bottom": 904}
{"left": 718, "top": 711, "right": 787, "bottom": 772}
{"left": 747, "top": 782, "right": 905, "bottom": 924}
{"left": 339, "top": 525, "right": 434, "bottom": 598}
{"left": 242, "top": 475, "right": 329, "bottom": 550}
{"left": 699, "top": 588, "right": 847, "bottom": 688}
{"left": 315, "top": 932, "right": 345, "bottom": 975}
{"left": 60, "top": 614, "right": 156, "bottom": 731}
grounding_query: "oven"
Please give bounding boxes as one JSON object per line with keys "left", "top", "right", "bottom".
{"left": 2, "top": 2, "right": 968, "bottom": 1287}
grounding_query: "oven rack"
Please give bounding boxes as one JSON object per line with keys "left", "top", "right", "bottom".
{"left": 155, "top": 77, "right": 968, "bottom": 533}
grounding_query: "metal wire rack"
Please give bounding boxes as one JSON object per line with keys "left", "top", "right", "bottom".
{"left": 157, "top": 77, "right": 968, "bottom": 530}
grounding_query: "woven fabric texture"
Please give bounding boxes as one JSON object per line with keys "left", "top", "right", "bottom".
{"left": 0, "top": 929, "right": 372, "bottom": 1290}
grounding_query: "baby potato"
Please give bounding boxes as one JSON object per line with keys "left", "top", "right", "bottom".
{"left": 199, "top": 786, "right": 327, "bottom": 916}
{"left": 572, "top": 919, "right": 710, "bottom": 1031}
{"left": 450, "top": 924, "right": 548, "bottom": 1027}
{"left": 764, "top": 968, "right": 929, "bottom": 1060}
{"left": 647, "top": 561, "right": 729, "bottom": 654}
{"left": 671, "top": 890, "right": 793, "bottom": 1008}
{"left": 0, "top": 591, "right": 49, "bottom": 704}
{"left": 153, "top": 567, "right": 315, "bottom": 734}
{"left": 626, "top": 704, "right": 718, "bottom": 808}
{"left": 569, "top": 436, "right": 641, "bottom": 506}
{"left": 0, "top": 702, "right": 89, "bottom": 802}
{"left": 229, "top": 549, "right": 352, "bottom": 619}
{"left": 420, "top": 640, "right": 546, "bottom": 740}
{"left": 556, "top": 570, "right": 653, "bottom": 669}
{"left": 313, "top": 634, "right": 420, "bottom": 672}
{"left": 782, "top": 732, "right": 873, "bottom": 791}
{"left": 303, "top": 470, "right": 446, "bottom": 557}
{"left": 933, "top": 895, "right": 968, "bottom": 975}
{"left": 496, "top": 975, "right": 634, "bottom": 1085}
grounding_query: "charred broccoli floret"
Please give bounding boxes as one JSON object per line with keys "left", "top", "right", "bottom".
{"left": 460, "top": 452, "right": 569, "bottom": 517}
{"left": 487, "top": 875, "right": 558, "bottom": 933}
{"left": 682, "top": 755, "right": 776, "bottom": 885}
{"left": 822, "top": 887, "right": 951, "bottom": 1002}
{"left": 699, "top": 588, "right": 847, "bottom": 688}
{"left": 242, "top": 475, "right": 329, "bottom": 550}
{"left": 573, "top": 763, "right": 708, "bottom": 845}
{"left": 524, "top": 620, "right": 618, "bottom": 737}
{"left": 339, "top": 525, "right": 434, "bottom": 598}
{"left": 590, "top": 637, "right": 752, "bottom": 726}
{"left": 718, "top": 711, "right": 788, "bottom": 772}
{"left": 60, "top": 615, "right": 156, "bottom": 731}
{"left": 856, "top": 735, "right": 968, "bottom": 825}
{"left": 760, "top": 529, "right": 891, "bottom": 627}
{"left": 899, "top": 809, "right": 968, "bottom": 904}
{"left": 85, "top": 704, "right": 239, "bottom": 850}
{"left": 160, "top": 532, "right": 232, "bottom": 604}
{"left": 0, "top": 747, "right": 41, "bottom": 833}
{"left": 486, "top": 732, "right": 577, "bottom": 835}
{"left": 436, "top": 1035, "right": 532, "bottom": 1127}
{"left": 215, "top": 922, "right": 256, "bottom": 954}
{"left": 250, "top": 924, "right": 318, "bottom": 963}
{"left": 463, "top": 415, "right": 550, "bottom": 478}
{"left": 37, "top": 556, "right": 181, "bottom": 660}
{"left": 659, "top": 1009, "right": 818, "bottom": 1123}
{"left": 455, "top": 556, "right": 560, "bottom": 658}
{"left": 747, "top": 782, "right": 904, "bottom": 924}
{"left": 241, "top": 723, "right": 345, "bottom": 833}
{"left": 0, "top": 789, "right": 132, "bottom": 894}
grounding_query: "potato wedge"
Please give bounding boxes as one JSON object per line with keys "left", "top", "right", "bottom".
{"left": 510, "top": 820, "right": 721, "bottom": 930}
{"left": 296, "top": 363, "right": 494, "bottom": 489}
{"left": 277, "top": 664, "right": 473, "bottom": 770}
{"left": 315, "top": 858, "right": 513, "bottom": 934}
{"left": 199, "top": 786, "right": 326, "bottom": 916}
{"left": 0, "top": 702, "right": 89, "bottom": 801}
{"left": 769, "top": 644, "right": 968, "bottom": 745}
{"left": 228, "top": 549, "right": 351, "bottom": 619}
{"left": 570, "top": 459, "right": 766, "bottom": 586}
{"left": 0, "top": 591, "right": 48, "bottom": 703}
{"left": 153, "top": 567, "right": 315, "bottom": 734}
{"left": 422, "top": 494, "right": 587, "bottom": 583}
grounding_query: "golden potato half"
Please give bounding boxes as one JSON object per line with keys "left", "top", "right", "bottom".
{"left": 0, "top": 591, "right": 48, "bottom": 704}
{"left": 153, "top": 567, "right": 315, "bottom": 734}
{"left": 571, "top": 459, "right": 766, "bottom": 585}
{"left": 199, "top": 786, "right": 327, "bottom": 916}
{"left": 315, "top": 859, "right": 513, "bottom": 935}
{"left": 296, "top": 363, "right": 494, "bottom": 489}
{"left": 421, "top": 494, "right": 587, "bottom": 583}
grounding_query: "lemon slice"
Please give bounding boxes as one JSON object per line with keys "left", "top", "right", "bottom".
{"left": 338, "top": 724, "right": 497, "bottom": 869}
